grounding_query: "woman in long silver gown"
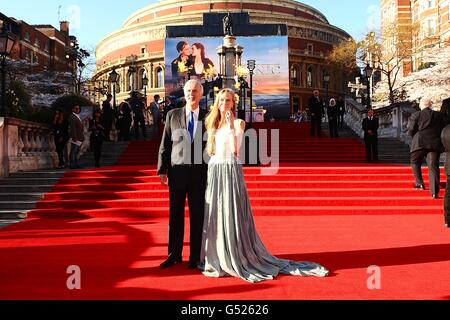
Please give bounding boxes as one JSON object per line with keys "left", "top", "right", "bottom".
{"left": 199, "top": 88, "right": 329, "bottom": 283}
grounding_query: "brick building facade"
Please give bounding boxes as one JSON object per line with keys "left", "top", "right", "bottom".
{"left": 0, "top": 12, "right": 75, "bottom": 73}
{"left": 381, "top": 0, "right": 450, "bottom": 76}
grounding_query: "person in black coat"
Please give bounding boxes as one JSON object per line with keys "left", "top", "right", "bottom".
{"left": 362, "top": 108, "right": 379, "bottom": 162}
{"left": 408, "top": 97, "right": 446, "bottom": 199}
{"left": 327, "top": 98, "right": 339, "bottom": 138}
{"left": 53, "top": 109, "right": 69, "bottom": 169}
{"left": 89, "top": 109, "right": 105, "bottom": 168}
{"left": 119, "top": 101, "right": 132, "bottom": 141}
{"left": 150, "top": 95, "right": 162, "bottom": 138}
{"left": 102, "top": 94, "right": 114, "bottom": 142}
{"left": 163, "top": 96, "right": 174, "bottom": 124}
{"left": 308, "top": 89, "right": 324, "bottom": 137}
{"left": 441, "top": 124, "right": 450, "bottom": 227}
{"left": 129, "top": 91, "right": 147, "bottom": 140}
{"left": 157, "top": 79, "right": 208, "bottom": 269}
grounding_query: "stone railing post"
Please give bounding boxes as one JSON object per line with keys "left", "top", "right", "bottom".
{"left": 1, "top": 117, "right": 58, "bottom": 177}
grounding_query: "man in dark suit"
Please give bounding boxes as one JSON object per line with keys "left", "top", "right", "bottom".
{"left": 129, "top": 91, "right": 146, "bottom": 140}
{"left": 441, "top": 124, "right": 450, "bottom": 227}
{"left": 158, "top": 79, "right": 208, "bottom": 269}
{"left": 362, "top": 109, "right": 379, "bottom": 162}
{"left": 308, "top": 89, "right": 324, "bottom": 137}
{"left": 408, "top": 98, "right": 446, "bottom": 199}
{"left": 149, "top": 95, "right": 161, "bottom": 139}
{"left": 68, "top": 105, "right": 85, "bottom": 169}
{"left": 102, "top": 94, "right": 114, "bottom": 142}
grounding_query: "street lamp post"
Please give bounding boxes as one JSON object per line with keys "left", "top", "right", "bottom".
{"left": 204, "top": 76, "right": 213, "bottom": 110}
{"left": 238, "top": 76, "right": 248, "bottom": 121}
{"left": 364, "top": 64, "right": 374, "bottom": 109}
{"left": 0, "top": 25, "right": 17, "bottom": 117}
{"left": 323, "top": 74, "right": 330, "bottom": 107}
{"left": 323, "top": 74, "right": 330, "bottom": 123}
{"left": 142, "top": 74, "right": 148, "bottom": 105}
{"left": 108, "top": 69, "right": 119, "bottom": 109}
{"left": 247, "top": 60, "right": 256, "bottom": 125}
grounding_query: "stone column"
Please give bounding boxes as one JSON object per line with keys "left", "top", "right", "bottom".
{"left": 217, "top": 36, "right": 244, "bottom": 90}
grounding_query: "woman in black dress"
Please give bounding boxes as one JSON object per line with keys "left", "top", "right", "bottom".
{"left": 89, "top": 109, "right": 105, "bottom": 168}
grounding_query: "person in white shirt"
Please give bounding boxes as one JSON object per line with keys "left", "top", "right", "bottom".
{"left": 68, "top": 105, "right": 85, "bottom": 169}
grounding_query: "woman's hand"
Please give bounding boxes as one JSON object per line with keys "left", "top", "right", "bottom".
{"left": 159, "top": 174, "right": 168, "bottom": 186}
{"left": 225, "top": 111, "right": 235, "bottom": 130}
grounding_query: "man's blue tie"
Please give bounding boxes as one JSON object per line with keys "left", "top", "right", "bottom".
{"left": 188, "top": 111, "right": 194, "bottom": 142}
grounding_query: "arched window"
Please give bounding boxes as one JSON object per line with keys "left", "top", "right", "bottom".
{"left": 156, "top": 67, "right": 164, "bottom": 88}
{"left": 139, "top": 69, "right": 147, "bottom": 90}
{"left": 307, "top": 66, "right": 314, "bottom": 88}
{"left": 116, "top": 74, "right": 121, "bottom": 94}
{"left": 290, "top": 65, "right": 299, "bottom": 86}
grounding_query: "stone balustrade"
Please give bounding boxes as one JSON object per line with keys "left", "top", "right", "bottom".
{"left": 0, "top": 117, "right": 57, "bottom": 178}
{"left": 0, "top": 117, "right": 91, "bottom": 178}
{"left": 344, "top": 98, "right": 417, "bottom": 146}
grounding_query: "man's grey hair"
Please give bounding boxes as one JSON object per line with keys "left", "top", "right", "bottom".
{"left": 420, "top": 97, "right": 433, "bottom": 110}
{"left": 184, "top": 79, "right": 204, "bottom": 96}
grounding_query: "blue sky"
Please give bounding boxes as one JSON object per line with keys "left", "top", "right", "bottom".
{"left": 1, "top": 0, "right": 380, "bottom": 49}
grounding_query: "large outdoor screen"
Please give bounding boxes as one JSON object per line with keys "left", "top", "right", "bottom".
{"left": 165, "top": 36, "right": 289, "bottom": 120}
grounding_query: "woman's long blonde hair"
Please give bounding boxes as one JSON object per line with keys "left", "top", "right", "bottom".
{"left": 205, "top": 88, "right": 237, "bottom": 156}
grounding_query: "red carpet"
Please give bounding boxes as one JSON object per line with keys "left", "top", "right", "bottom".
{"left": 1, "top": 122, "right": 450, "bottom": 300}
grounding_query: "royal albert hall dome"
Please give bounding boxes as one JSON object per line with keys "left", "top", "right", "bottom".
{"left": 93, "top": 0, "right": 352, "bottom": 112}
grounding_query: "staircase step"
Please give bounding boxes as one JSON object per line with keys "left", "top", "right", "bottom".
{"left": 0, "top": 201, "right": 37, "bottom": 210}
{"left": 8, "top": 172, "right": 66, "bottom": 179}
{"left": 33, "top": 195, "right": 442, "bottom": 210}
{"left": 0, "top": 193, "right": 44, "bottom": 201}
{"left": 43, "top": 187, "right": 433, "bottom": 200}
{"left": 0, "top": 178, "right": 61, "bottom": 185}
{"left": 0, "top": 211, "right": 27, "bottom": 220}
{"left": 0, "top": 185, "right": 54, "bottom": 193}
{"left": 26, "top": 205, "right": 442, "bottom": 218}
{"left": 47, "top": 174, "right": 442, "bottom": 183}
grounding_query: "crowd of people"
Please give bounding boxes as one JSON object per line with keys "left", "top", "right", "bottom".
{"left": 293, "top": 89, "right": 346, "bottom": 138}
{"left": 53, "top": 86, "right": 450, "bottom": 228}
{"left": 299, "top": 89, "right": 450, "bottom": 226}
{"left": 52, "top": 91, "right": 183, "bottom": 169}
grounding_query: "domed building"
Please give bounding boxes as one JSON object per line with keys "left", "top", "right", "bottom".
{"left": 92, "top": 0, "right": 352, "bottom": 114}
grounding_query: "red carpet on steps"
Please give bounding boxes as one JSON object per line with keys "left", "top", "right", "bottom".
{"left": 1, "top": 122, "right": 450, "bottom": 300}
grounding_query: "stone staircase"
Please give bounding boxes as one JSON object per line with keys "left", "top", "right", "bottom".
{"left": 377, "top": 138, "right": 412, "bottom": 164}
{"left": 0, "top": 123, "right": 161, "bottom": 229}
{"left": 323, "top": 123, "right": 411, "bottom": 164}
{"left": 0, "top": 140, "right": 130, "bottom": 229}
